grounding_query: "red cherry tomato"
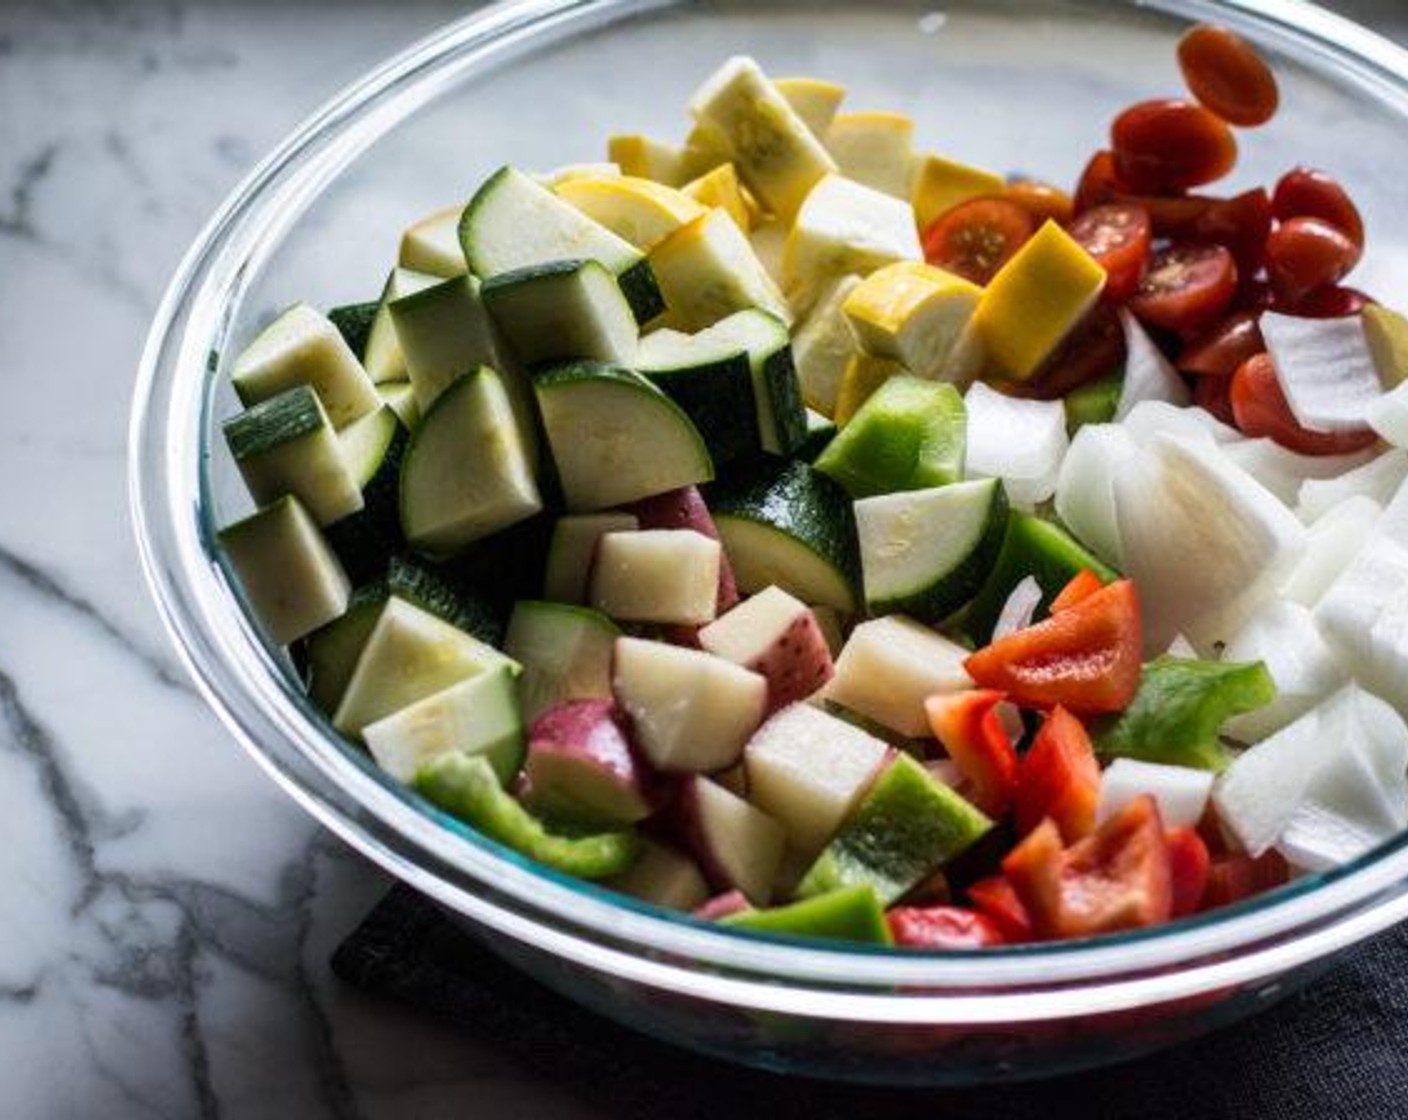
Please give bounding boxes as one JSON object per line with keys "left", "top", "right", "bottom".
{"left": 1265, "top": 216, "right": 1362, "bottom": 305}
{"left": 1193, "top": 370, "right": 1236, "bottom": 424}
{"left": 1278, "top": 285, "right": 1375, "bottom": 319}
{"left": 1004, "top": 179, "right": 1075, "bottom": 226}
{"left": 922, "top": 198, "right": 1036, "bottom": 285}
{"left": 1178, "top": 311, "right": 1265, "bottom": 378}
{"left": 1074, "top": 150, "right": 1126, "bottom": 213}
{"left": 1177, "top": 24, "right": 1280, "bottom": 127}
{"left": 1272, "top": 167, "right": 1364, "bottom": 247}
{"left": 1234, "top": 277, "right": 1276, "bottom": 313}
{"left": 1112, "top": 99, "right": 1238, "bottom": 193}
{"left": 1068, "top": 203, "right": 1153, "bottom": 302}
{"left": 1230, "top": 353, "right": 1379, "bottom": 456}
{"left": 1189, "top": 188, "right": 1272, "bottom": 275}
{"left": 1129, "top": 243, "right": 1238, "bottom": 332}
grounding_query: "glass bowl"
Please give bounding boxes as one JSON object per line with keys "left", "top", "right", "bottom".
{"left": 131, "top": 0, "right": 1408, "bottom": 1085}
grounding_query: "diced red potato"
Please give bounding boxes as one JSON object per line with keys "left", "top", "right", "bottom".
{"left": 611, "top": 637, "right": 768, "bottom": 772}
{"left": 590, "top": 529, "right": 722, "bottom": 625}
{"left": 607, "top": 837, "right": 710, "bottom": 911}
{"left": 809, "top": 604, "right": 846, "bottom": 656}
{"left": 623, "top": 486, "right": 740, "bottom": 612}
{"left": 699, "top": 586, "right": 835, "bottom": 713}
{"left": 692, "top": 889, "right": 752, "bottom": 920}
{"left": 673, "top": 776, "right": 787, "bottom": 904}
{"left": 521, "top": 699, "right": 664, "bottom": 825}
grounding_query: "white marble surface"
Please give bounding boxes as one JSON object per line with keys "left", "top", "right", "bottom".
{"left": 2, "top": 1, "right": 1407, "bottom": 1116}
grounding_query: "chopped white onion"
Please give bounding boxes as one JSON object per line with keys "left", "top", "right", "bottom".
{"left": 963, "top": 382, "right": 1068, "bottom": 510}
{"left": 1280, "top": 495, "right": 1382, "bottom": 608}
{"left": 1214, "top": 697, "right": 1328, "bottom": 857}
{"left": 1115, "top": 433, "right": 1305, "bottom": 652}
{"left": 1096, "top": 758, "right": 1214, "bottom": 829}
{"left": 1122, "top": 399, "right": 1240, "bottom": 447}
{"left": 1116, "top": 309, "right": 1190, "bottom": 419}
{"left": 1166, "top": 633, "right": 1198, "bottom": 659}
{"left": 1261, "top": 312, "right": 1384, "bottom": 434}
{"left": 1221, "top": 598, "right": 1347, "bottom": 743}
{"left": 1222, "top": 438, "right": 1375, "bottom": 508}
{"left": 1313, "top": 532, "right": 1408, "bottom": 714}
{"left": 1297, "top": 448, "right": 1408, "bottom": 523}
{"left": 1054, "top": 423, "right": 1137, "bottom": 567}
{"left": 993, "top": 575, "right": 1042, "bottom": 640}
{"left": 1368, "top": 379, "right": 1408, "bottom": 447}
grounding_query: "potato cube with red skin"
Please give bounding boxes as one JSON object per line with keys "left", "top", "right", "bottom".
{"left": 623, "top": 486, "right": 739, "bottom": 612}
{"left": 699, "top": 586, "right": 835, "bottom": 712}
{"left": 521, "top": 700, "right": 664, "bottom": 825}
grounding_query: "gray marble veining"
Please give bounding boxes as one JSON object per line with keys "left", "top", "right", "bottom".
{"left": 2, "top": 0, "right": 1407, "bottom": 1116}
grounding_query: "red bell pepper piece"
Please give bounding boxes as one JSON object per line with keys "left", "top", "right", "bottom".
{"left": 1005, "top": 796, "right": 1174, "bottom": 940}
{"left": 966, "top": 876, "right": 1034, "bottom": 943}
{"left": 1202, "top": 850, "right": 1290, "bottom": 911}
{"left": 887, "top": 905, "right": 1007, "bottom": 949}
{"left": 1166, "top": 826, "right": 1212, "bottom": 917}
{"left": 924, "top": 689, "right": 1019, "bottom": 817}
{"left": 1015, "top": 706, "right": 1102, "bottom": 842}
{"left": 964, "top": 579, "right": 1143, "bottom": 714}
{"left": 1050, "top": 569, "right": 1106, "bottom": 614}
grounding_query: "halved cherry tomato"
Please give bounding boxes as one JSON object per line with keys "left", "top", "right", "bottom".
{"left": 1179, "top": 311, "right": 1264, "bottom": 378}
{"left": 1265, "top": 216, "right": 1362, "bottom": 305}
{"left": 1004, "top": 796, "right": 1174, "bottom": 940}
{"left": 1189, "top": 188, "right": 1272, "bottom": 275}
{"left": 1069, "top": 203, "right": 1152, "bottom": 302}
{"left": 1004, "top": 179, "right": 1075, "bottom": 226}
{"left": 1050, "top": 569, "right": 1105, "bottom": 614}
{"left": 965, "top": 580, "right": 1143, "bottom": 715}
{"left": 1074, "top": 150, "right": 1126, "bottom": 214}
{"left": 1202, "top": 849, "right": 1290, "bottom": 911}
{"left": 922, "top": 198, "right": 1036, "bottom": 285}
{"left": 1230, "top": 353, "right": 1379, "bottom": 456}
{"left": 1027, "top": 303, "right": 1127, "bottom": 399}
{"left": 1177, "top": 24, "right": 1280, "bottom": 127}
{"left": 1166, "top": 826, "right": 1212, "bottom": 917}
{"left": 1234, "top": 276, "right": 1276, "bottom": 313}
{"left": 1129, "top": 243, "right": 1238, "bottom": 333}
{"left": 1279, "top": 284, "right": 1374, "bottom": 319}
{"left": 887, "top": 905, "right": 1007, "bottom": 949}
{"left": 925, "top": 689, "right": 1018, "bottom": 818}
{"left": 1272, "top": 167, "right": 1364, "bottom": 247}
{"left": 1193, "top": 369, "right": 1236, "bottom": 424}
{"left": 1112, "top": 99, "right": 1238, "bottom": 193}
{"left": 966, "top": 876, "right": 1034, "bottom": 942}
{"left": 1014, "top": 706, "right": 1102, "bottom": 842}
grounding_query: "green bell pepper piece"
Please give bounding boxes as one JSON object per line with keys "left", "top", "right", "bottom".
{"left": 724, "top": 884, "right": 893, "bottom": 945}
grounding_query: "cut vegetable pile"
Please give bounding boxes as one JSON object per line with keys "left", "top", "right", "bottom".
{"left": 218, "top": 30, "right": 1408, "bottom": 950}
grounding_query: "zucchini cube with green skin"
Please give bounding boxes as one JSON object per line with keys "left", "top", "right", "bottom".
{"left": 459, "top": 165, "right": 664, "bottom": 323}
{"left": 223, "top": 385, "right": 365, "bottom": 526}
{"left": 856, "top": 478, "right": 1010, "bottom": 622}
{"left": 696, "top": 309, "right": 806, "bottom": 456}
{"left": 504, "top": 601, "right": 620, "bottom": 723}
{"left": 398, "top": 368, "right": 542, "bottom": 557}
{"left": 378, "top": 381, "right": 419, "bottom": 429}
{"left": 648, "top": 209, "right": 792, "bottom": 332}
{"left": 814, "top": 375, "right": 967, "bottom": 498}
{"left": 363, "top": 665, "right": 524, "bottom": 786}
{"left": 481, "top": 259, "right": 638, "bottom": 368}
{"left": 232, "top": 303, "right": 382, "bottom": 430}
{"left": 590, "top": 529, "right": 722, "bottom": 626}
{"left": 824, "top": 616, "right": 973, "bottom": 738}
{"left": 333, "top": 595, "right": 519, "bottom": 738}
{"left": 533, "top": 362, "right": 714, "bottom": 512}
{"left": 635, "top": 328, "right": 761, "bottom": 467}
{"left": 542, "top": 513, "right": 639, "bottom": 603}
{"left": 218, "top": 496, "right": 351, "bottom": 646}
{"left": 724, "top": 883, "right": 892, "bottom": 945}
{"left": 388, "top": 274, "right": 503, "bottom": 412}
{"left": 364, "top": 267, "right": 440, "bottom": 383}
{"left": 398, "top": 204, "right": 469, "bottom": 278}
{"left": 796, "top": 754, "right": 991, "bottom": 905}
{"left": 305, "top": 582, "right": 389, "bottom": 714}
{"left": 688, "top": 56, "right": 837, "bottom": 221}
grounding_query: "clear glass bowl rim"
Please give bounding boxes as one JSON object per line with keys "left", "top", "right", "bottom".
{"left": 130, "top": 0, "right": 1408, "bottom": 1025}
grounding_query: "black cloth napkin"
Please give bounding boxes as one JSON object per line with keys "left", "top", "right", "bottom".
{"left": 333, "top": 884, "right": 1408, "bottom": 1118}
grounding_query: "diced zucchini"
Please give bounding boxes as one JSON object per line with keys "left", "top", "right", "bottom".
{"left": 842, "top": 261, "right": 981, "bottom": 378}
{"left": 398, "top": 367, "right": 542, "bottom": 557}
{"left": 305, "top": 581, "right": 389, "bottom": 714}
{"left": 231, "top": 303, "right": 381, "bottom": 430}
{"left": 856, "top": 478, "right": 1009, "bottom": 621}
{"left": 387, "top": 274, "right": 503, "bottom": 412}
{"left": 503, "top": 601, "right": 620, "bottom": 723}
{"left": 459, "top": 165, "right": 664, "bottom": 323}
{"left": 555, "top": 175, "right": 706, "bottom": 250}
{"left": 543, "top": 513, "right": 640, "bottom": 603}
{"left": 708, "top": 459, "right": 860, "bottom": 614}
{"left": 378, "top": 381, "right": 420, "bottom": 429}
{"left": 332, "top": 595, "right": 517, "bottom": 737}
{"left": 364, "top": 267, "right": 440, "bottom": 383}
{"left": 648, "top": 209, "right": 791, "bottom": 332}
{"left": 323, "top": 406, "right": 408, "bottom": 582}
{"left": 634, "top": 327, "right": 761, "bottom": 466}
{"left": 223, "top": 385, "right": 364, "bottom": 526}
{"left": 774, "top": 76, "right": 846, "bottom": 138}
{"left": 825, "top": 111, "right": 915, "bottom": 199}
{"left": 398, "top": 204, "right": 468, "bottom": 277}
{"left": 590, "top": 529, "right": 722, "bottom": 625}
{"left": 387, "top": 555, "right": 506, "bottom": 646}
{"left": 697, "top": 309, "right": 807, "bottom": 455}
{"left": 327, "top": 300, "right": 378, "bottom": 359}
{"left": 481, "top": 259, "right": 638, "bottom": 367}
{"left": 218, "top": 496, "right": 351, "bottom": 646}
{"left": 533, "top": 361, "right": 714, "bottom": 511}
{"left": 814, "top": 375, "right": 966, "bottom": 497}
{"left": 364, "top": 665, "right": 524, "bottom": 785}
{"left": 791, "top": 275, "right": 862, "bottom": 417}
{"left": 688, "top": 56, "right": 837, "bottom": 220}
{"left": 338, "top": 403, "right": 402, "bottom": 490}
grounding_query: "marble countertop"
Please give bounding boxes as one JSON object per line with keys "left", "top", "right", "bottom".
{"left": 3, "top": 1, "right": 1406, "bottom": 1116}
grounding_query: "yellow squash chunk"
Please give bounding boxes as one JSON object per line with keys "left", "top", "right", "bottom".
{"left": 682, "top": 163, "right": 756, "bottom": 232}
{"left": 398, "top": 204, "right": 468, "bottom": 277}
{"left": 555, "top": 175, "right": 706, "bottom": 251}
{"left": 775, "top": 76, "right": 847, "bottom": 137}
{"left": 748, "top": 220, "right": 788, "bottom": 290}
{"left": 681, "top": 120, "right": 732, "bottom": 181}
{"left": 648, "top": 208, "right": 791, "bottom": 331}
{"left": 607, "top": 134, "right": 691, "bottom": 186}
{"left": 911, "top": 154, "right": 1006, "bottom": 231}
{"left": 972, "top": 221, "right": 1106, "bottom": 382}
{"left": 688, "top": 56, "right": 838, "bottom": 220}
{"left": 826, "top": 111, "right": 915, "bottom": 199}
{"left": 842, "top": 261, "right": 981, "bottom": 378}
{"left": 783, "top": 174, "right": 922, "bottom": 313}
{"left": 834, "top": 354, "right": 905, "bottom": 426}
{"left": 792, "top": 275, "right": 862, "bottom": 416}
{"left": 1365, "top": 305, "right": 1408, "bottom": 388}
{"left": 535, "top": 162, "right": 621, "bottom": 188}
